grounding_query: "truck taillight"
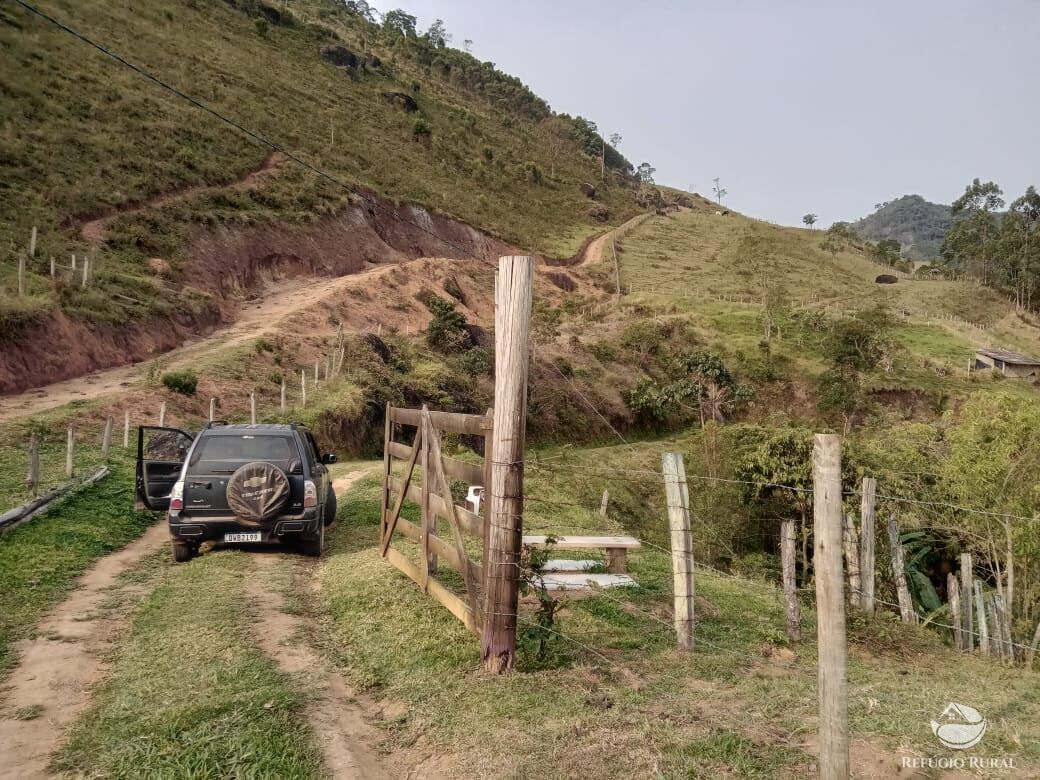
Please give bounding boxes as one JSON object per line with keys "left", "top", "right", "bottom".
{"left": 303, "top": 480, "right": 317, "bottom": 508}
{"left": 169, "top": 481, "right": 184, "bottom": 511}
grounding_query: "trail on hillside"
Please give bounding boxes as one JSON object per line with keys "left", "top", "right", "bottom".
{"left": 0, "top": 265, "right": 393, "bottom": 423}
{"left": 577, "top": 212, "right": 654, "bottom": 268}
{"left": 0, "top": 522, "right": 169, "bottom": 780}
{"left": 79, "top": 151, "right": 284, "bottom": 246}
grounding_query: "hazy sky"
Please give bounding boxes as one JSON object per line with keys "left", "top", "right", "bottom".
{"left": 377, "top": 1, "right": 1039, "bottom": 227}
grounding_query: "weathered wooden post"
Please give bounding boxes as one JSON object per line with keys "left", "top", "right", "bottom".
{"left": 71, "top": 253, "right": 76, "bottom": 270}
{"left": 101, "top": 415, "right": 114, "bottom": 461}
{"left": 960, "top": 553, "right": 974, "bottom": 652}
{"left": 843, "top": 514, "right": 861, "bottom": 610}
{"left": 481, "top": 256, "right": 532, "bottom": 673}
{"left": 159, "top": 401, "right": 166, "bottom": 427}
{"left": 123, "top": 410, "right": 130, "bottom": 448}
{"left": 65, "top": 426, "right": 75, "bottom": 479}
{"left": 887, "top": 514, "right": 916, "bottom": 623}
{"left": 600, "top": 489, "right": 609, "bottom": 516}
{"left": 974, "top": 580, "right": 989, "bottom": 656}
{"left": 781, "top": 519, "right": 801, "bottom": 642}
{"left": 81, "top": 256, "right": 90, "bottom": 288}
{"left": 314, "top": 360, "right": 319, "bottom": 390}
{"left": 209, "top": 397, "right": 216, "bottom": 422}
{"left": 325, "top": 355, "right": 331, "bottom": 381}
{"left": 29, "top": 225, "right": 37, "bottom": 258}
{"left": 301, "top": 370, "right": 307, "bottom": 407}
{"left": 27, "top": 433, "right": 40, "bottom": 498}
{"left": 419, "top": 406, "right": 436, "bottom": 578}
{"left": 662, "top": 452, "right": 695, "bottom": 650}
{"left": 948, "top": 572, "right": 963, "bottom": 649}
{"left": 280, "top": 379, "right": 286, "bottom": 415}
{"left": 50, "top": 256, "right": 55, "bottom": 279}
{"left": 859, "top": 476, "right": 876, "bottom": 614}
{"left": 17, "top": 254, "right": 25, "bottom": 297}
{"left": 250, "top": 391, "right": 256, "bottom": 424}
{"left": 812, "top": 433, "right": 848, "bottom": 780}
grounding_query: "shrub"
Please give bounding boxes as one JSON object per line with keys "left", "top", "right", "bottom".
{"left": 523, "top": 161, "right": 543, "bottom": 184}
{"left": 412, "top": 116, "right": 432, "bottom": 138}
{"left": 162, "top": 370, "right": 198, "bottom": 396}
{"left": 425, "top": 294, "right": 471, "bottom": 352}
{"left": 459, "top": 347, "right": 493, "bottom": 376}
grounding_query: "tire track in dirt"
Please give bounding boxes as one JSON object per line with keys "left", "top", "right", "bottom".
{"left": 0, "top": 521, "right": 169, "bottom": 780}
{"left": 247, "top": 464, "right": 394, "bottom": 780}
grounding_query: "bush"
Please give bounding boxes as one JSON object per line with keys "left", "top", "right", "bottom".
{"left": 162, "top": 370, "right": 198, "bottom": 396}
{"left": 425, "top": 294, "right": 471, "bottom": 352}
{"left": 412, "top": 116, "right": 432, "bottom": 138}
{"left": 523, "top": 161, "right": 543, "bottom": 184}
{"left": 459, "top": 347, "right": 493, "bottom": 376}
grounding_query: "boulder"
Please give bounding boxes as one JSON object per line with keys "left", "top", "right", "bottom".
{"left": 875, "top": 274, "right": 898, "bottom": 284}
{"left": 588, "top": 204, "right": 610, "bottom": 223}
{"left": 148, "top": 257, "right": 172, "bottom": 277}
{"left": 382, "top": 91, "right": 419, "bottom": 113}
{"left": 321, "top": 45, "right": 358, "bottom": 69}
{"left": 579, "top": 182, "right": 597, "bottom": 199}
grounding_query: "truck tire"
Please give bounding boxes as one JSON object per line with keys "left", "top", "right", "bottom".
{"left": 225, "top": 461, "right": 290, "bottom": 524}
{"left": 323, "top": 489, "right": 338, "bottom": 526}
{"left": 301, "top": 521, "right": 324, "bottom": 558}
{"left": 172, "top": 541, "right": 195, "bottom": 563}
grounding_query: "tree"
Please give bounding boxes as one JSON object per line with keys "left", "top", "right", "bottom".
{"left": 637, "top": 162, "right": 656, "bottom": 193}
{"left": 463, "top": 39, "right": 473, "bottom": 53}
{"left": 712, "top": 177, "right": 727, "bottom": 205}
{"left": 343, "top": 0, "right": 377, "bottom": 22}
{"left": 426, "top": 18, "right": 450, "bottom": 47}
{"left": 872, "top": 238, "right": 901, "bottom": 265}
{"left": 802, "top": 213, "right": 818, "bottom": 230}
{"left": 602, "top": 133, "right": 621, "bottom": 181}
{"left": 382, "top": 9, "right": 417, "bottom": 38}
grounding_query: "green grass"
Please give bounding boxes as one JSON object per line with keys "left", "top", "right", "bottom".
{"left": 314, "top": 469, "right": 1040, "bottom": 778}
{"left": 0, "top": 0, "right": 637, "bottom": 329}
{"left": 55, "top": 550, "right": 324, "bottom": 778}
{"left": 0, "top": 456, "right": 153, "bottom": 674}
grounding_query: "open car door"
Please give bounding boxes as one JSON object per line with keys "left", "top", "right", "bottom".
{"left": 135, "top": 426, "right": 195, "bottom": 511}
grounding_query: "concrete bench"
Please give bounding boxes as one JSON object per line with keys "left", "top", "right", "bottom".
{"left": 521, "top": 535, "right": 641, "bottom": 574}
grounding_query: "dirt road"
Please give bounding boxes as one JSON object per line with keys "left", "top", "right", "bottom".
{"left": 0, "top": 267, "right": 391, "bottom": 423}
{"left": 577, "top": 212, "right": 654, "bottom": 268}
{"left": 0, "top": 521, "right": 169, "bottom": 780}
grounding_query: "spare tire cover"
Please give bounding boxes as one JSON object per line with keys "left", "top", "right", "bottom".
{"left": 226, "top": 461, "right": 291, "bottom": 524}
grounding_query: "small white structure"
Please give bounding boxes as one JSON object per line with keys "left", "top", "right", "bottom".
{"left": 465, "top": 485, "right": 484, "bottom": 515}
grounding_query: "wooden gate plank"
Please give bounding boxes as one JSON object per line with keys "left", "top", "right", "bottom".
{"left": 380, "top": 429, "right": 422, "bottom": 556}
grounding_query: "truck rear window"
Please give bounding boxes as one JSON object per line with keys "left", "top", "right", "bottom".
{"left": 189, "top": 435, "right": 296, "bottom": 469}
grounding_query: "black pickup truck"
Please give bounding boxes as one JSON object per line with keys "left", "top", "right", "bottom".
{"left": 135, "top": 422, "right": 337, "bottom": 562}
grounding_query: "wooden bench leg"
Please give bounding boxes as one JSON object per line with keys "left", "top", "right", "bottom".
{"left": 605, "top": 547, "right": 627, "bottom": 574}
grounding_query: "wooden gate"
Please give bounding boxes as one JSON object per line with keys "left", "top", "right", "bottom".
{"left": 380, "top": 403, "right": 493, "bottom": 634}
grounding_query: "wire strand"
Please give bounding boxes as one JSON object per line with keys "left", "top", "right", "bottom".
{"left": 11, "top": 0, "right": 497, "bottom": 268}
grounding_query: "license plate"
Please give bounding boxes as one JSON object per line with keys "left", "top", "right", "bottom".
{"left": 224, "top": 532, "right": 262, "bottom": 543}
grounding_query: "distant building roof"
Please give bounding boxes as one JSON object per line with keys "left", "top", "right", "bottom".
{"left": 976, "top": 348, "right": 1040, "bottom": 366}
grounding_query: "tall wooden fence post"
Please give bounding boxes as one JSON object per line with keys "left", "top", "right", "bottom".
{"left": 960, "top": 553, "right": 974, "bottom": 652}
{"left": 123, "top": 410, "right": 130, "bottom": 449}
{"left": 159, "top": 401, "right": 166, "bottom": 427}
{"left": 781, "top": 519, "right": 801, "bottom": 642}
{"left": 420, "top": 405, "right": 436, "bottom": 579}
{"left": 600, "top": 489, "right": 609, "bottom": 517}
{"left": 65, "top": 426, "right": 75, "bottom": 479}
{"left": 859, "top": 476, "right": 876, "bottom": 614}
{"left": 887, "top": 513, "right": 916, "bottom": 623}
{"left": 101, "top": 415, "right": 114, "bottom": 461}
{"left": 17, "top": 255, "right": 25, "bottom": 297}
{"left": 481, "top": 256, "right": 532, "bottom": 673}
{"left": 948, "top": 572, "right": 963, "bottom": 649}
{"left": 280, "top": 379, "right": 286, "bottom": 415}
{"left": 209, "top": 397, "right": 216, "bottom": 422}
{"left": 301, "top": 370, "right": 307, "bottom": 408}
{"left": 812, "top": 433, "right": 848, "bottom": 780}
{"left": 843, "top": 514, "right": 861, "bottom": 610}
{"left": 250, "top": 391, "right": 257, "bottom": 425}
{"left": 662, "top": 452, "right": 695, "bottom": 650}
{"left": 27, "top": 433, "right": 40, "bottom": 498}
{"left": 974, "top": 580, "right": 989, "bottom": 656}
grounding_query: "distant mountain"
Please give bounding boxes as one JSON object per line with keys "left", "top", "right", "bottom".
{"left": 849, "top": 195, "right": 952, "bottom": 260}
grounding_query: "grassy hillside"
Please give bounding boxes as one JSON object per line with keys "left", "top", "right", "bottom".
{"left": 0, "top": 0, "right": 637, "bottom": 329}
{"left": 849, "top": 194, "right": 952, "bottom": 260}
